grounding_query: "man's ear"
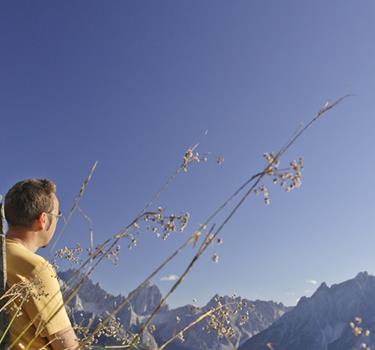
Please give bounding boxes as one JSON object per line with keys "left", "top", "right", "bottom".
{"left": 35, "top": 212, "right": 47, "bottom": 230}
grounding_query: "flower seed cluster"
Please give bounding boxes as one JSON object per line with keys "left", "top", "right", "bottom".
{"left": 255, "top": 153, "right": 304, "bottom": 205}
{"left": 54, "top": 244, "right": 83, "bottom": 265}
{"left": 181, "top": 146, "right": 209, "bottom": 172}
{"left": 143, "top": 208, "right": 190, "bottom": 240}
{"left": 350, "top": 317, "right": 371, "bottom": 350}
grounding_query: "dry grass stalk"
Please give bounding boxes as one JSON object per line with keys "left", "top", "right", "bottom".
{"left": 77, "top": 207, "right": 94, "bottom": 265}
{"left": 49, "top": 161, "right": 98, "bottom": 254}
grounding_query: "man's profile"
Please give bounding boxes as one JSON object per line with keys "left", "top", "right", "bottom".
{"left": 4, "top": 179, "right": 79, "bottom": 350}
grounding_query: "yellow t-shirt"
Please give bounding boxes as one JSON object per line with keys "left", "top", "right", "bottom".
{"left": 5, "top": 238, "right": 72, "bottom": 350}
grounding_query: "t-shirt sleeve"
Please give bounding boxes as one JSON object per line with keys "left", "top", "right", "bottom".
{"left": 23, "top": 260, "right": 72, "bottom": 337}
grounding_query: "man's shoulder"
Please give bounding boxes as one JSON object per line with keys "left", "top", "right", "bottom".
{"left": 6, "top": 239, "right": 55, "bottom": 280}
{"left": 32, "top": 258, "right": 57, "bottom": 280}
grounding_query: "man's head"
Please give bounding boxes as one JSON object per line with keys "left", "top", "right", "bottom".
{"left": 4, "top": 179, "right": 60, "bottom": 248}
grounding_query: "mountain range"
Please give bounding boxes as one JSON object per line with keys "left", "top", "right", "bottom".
{"left": 58, "top": 269, "right": 289, "bottom": 349}
{"left": 59, "top": 270, "right": 375, "bottom": 350}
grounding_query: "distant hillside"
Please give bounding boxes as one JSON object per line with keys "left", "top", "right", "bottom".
{"left": 58, "top": 269, "right": 290, "bottom": 349}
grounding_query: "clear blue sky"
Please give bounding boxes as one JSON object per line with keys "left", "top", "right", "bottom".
{"left": 1, "top": 1, "right": 375, "bottom": 307}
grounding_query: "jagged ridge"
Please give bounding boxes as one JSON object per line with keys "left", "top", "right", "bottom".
{"left": 240, "top": 271, "right": 375, "bottom": 350}
{"left": 58, "top": 269, "right": 289, "bottom": 349}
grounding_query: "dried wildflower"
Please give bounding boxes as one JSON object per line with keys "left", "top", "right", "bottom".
{"left": 181, "top": 143, "right": 210, "bottom": 172}
{"left": 272, "top": 157, "right": 304, "bottom": 192}
{"left": 263, "top": 151, "right": 304, "bottom": 193}
{"left": 1, "top": 276, "right": 50, "bottom": 322}
{"left": 212, "top": 253, "right": 219, "bottom": 263}
{"left": 350, "top": 317, "right": 370, "bottom": 340}
{"left": 107, "top": 244, "right": 121, "bottom": 265}
{"left": 217, "top": 238, "right": 223, "bottom": 245}
{"left": 133, "top": 222, "right": 140, "bottom": 229}
{"left": 204, "top": 302, "right": 236, "bottom": 338}
{"left": 144, "top": 208, "right": 163, "bottom": 223}
{"left": 179, "top": 212, "right": 190, "bottom": 232}
{"left": 255, "top": 154, "right": 304, "bottom": 207}
{"left": 54, "top": 244, "right": 83, "bottom": 265}
{"left": 142, "top": 208, "right": 190, "bottom": 240}
{"left": 217, "top": 156, "right": 225, "bottom": 165}
{"left": 100, "top": 317, "right": 127, "bottom": 339}
{"left": 239, "top": 313, "right": 249, "bottom": 326}
{"left": 205, "top": 233, "right": 215, "bottom": 246}
{"left": 176, "top": 331, "right": 185, "bottom": 343}
{"left": 190, "top": 228, "right": 203, "bottom": 248}
{"left": 181, "top": 145, "right": 200, "bottom": 172}
{"left": 263, "top": 152, "right": 280, "bottom": 174}
{"left": 255, "top": 185, "right": 270, "bottom": 205}
{"left": 73, "top": 323, "right": 91, "bottom": 340}
{"left": 128, "top": 236, "right": 137, "bottom": 250}
{"left": 163, "top": 214, "right": 176, "bottom": 239}
{"left": 76, "top": 313, "right": 133, "bottom": 349}
{"left": 148, "top": 324, "right": 156, "bottom": 334}
{"left": 201, "top": 296, "right": 252, "bottom": 341}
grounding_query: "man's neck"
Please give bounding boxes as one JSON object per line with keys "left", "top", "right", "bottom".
{"left": 7, "top": 229, "right": 40, "bottom": 253}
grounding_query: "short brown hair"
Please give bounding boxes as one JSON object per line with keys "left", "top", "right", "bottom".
{"left": 4, "top": 179, "right": 56, "bottom": 228}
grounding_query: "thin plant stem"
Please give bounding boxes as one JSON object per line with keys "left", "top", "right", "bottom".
{"left": 78, "top": 207, "right": 94, "bottom": 266}
{"left": 49, "top": 161, "right": 98, "bottom": 254}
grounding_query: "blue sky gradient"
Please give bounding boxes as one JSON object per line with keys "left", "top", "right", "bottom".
{"left": 1, "top": 1, "right": 375, "bottom": 307}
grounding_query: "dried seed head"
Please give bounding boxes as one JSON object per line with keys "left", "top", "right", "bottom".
{"left": 177, "top": 331, "right": 185, "bottom": 343}
{"left": 54, "top": 244, "right": 83, "bottom": 265}
{"left": 217, "top": 156, "right": 225, "bottom": 165}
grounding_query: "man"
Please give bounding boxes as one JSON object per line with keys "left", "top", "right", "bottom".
{"left": 4, "top": 179, "right": 79, "bottom": 350}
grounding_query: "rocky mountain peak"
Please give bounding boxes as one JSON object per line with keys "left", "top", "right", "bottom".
{"left": 354, "top": 270, "right": 369, "bottom": 281}
{"left": 312, "top": 281, "right": 330, "bottom": 296}
{"left": 240, "top": 272, "right": 375, "bottom": 350}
